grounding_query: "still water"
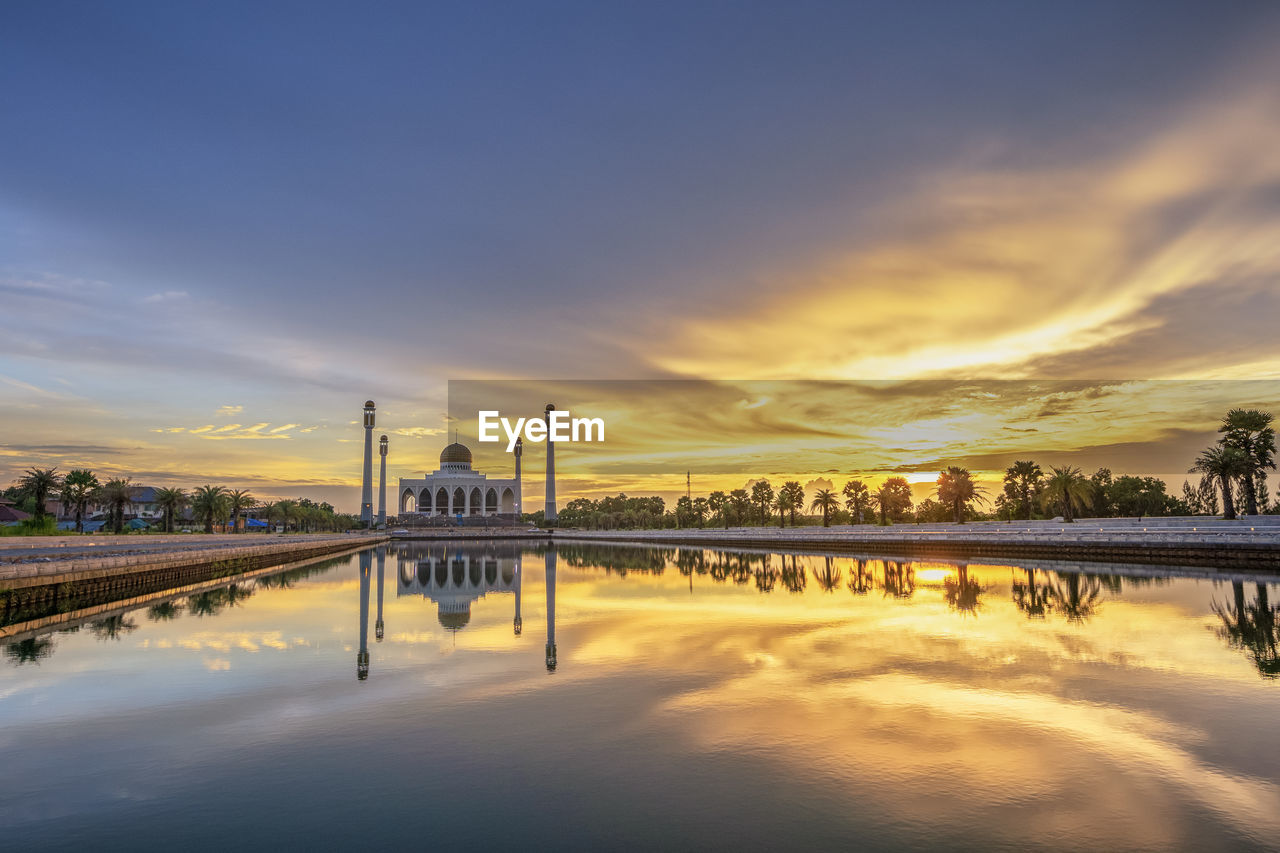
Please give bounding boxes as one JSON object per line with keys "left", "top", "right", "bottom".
{"left": 3, "top": 542, "right": 1279, "bottom": 851}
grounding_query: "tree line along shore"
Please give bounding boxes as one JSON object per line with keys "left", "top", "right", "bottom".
{"left": 5, "top": 407, "right": 1276, "bottom": 535}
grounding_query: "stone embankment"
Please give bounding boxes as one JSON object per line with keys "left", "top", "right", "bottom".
{"left": 549, "top": 519, "right": 1280, "bottom": 570}
{"left": 0, "top": 534, "right": 386, "bottom": 628}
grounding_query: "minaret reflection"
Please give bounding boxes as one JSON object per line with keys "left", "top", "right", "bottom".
{"left": 514, "top": 556, "right": 523, "bottom": 636}
{"left": 357, "top": 549, "right": 371, "bottom": 681}
{"left": 545, "top": 547, "right": 557, "bottom": 671}
{"left": 375, "top": 545, "right": 386, "bottom": 642}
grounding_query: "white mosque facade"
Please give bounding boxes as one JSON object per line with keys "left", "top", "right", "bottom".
{"left": 398, "top": 441, "right": 521, "bottom": 518}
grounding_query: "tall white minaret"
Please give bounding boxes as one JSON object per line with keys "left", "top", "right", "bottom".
{"left": 514, "top": 436, "right": 523, "bottom": 517}
{"left": 375, "top": 545, "right": 385, "bottom": 642}
{"left": 544, "top": 403, "right": 557, "bottom": 523}
{"left": 360, "top": 400, "right": 375, "bottom": 526}
{"left": 357, "top": 549, "right": 371, "bottom": 681}
{"left": 545, "top": 547, "right": 557, "bottom": 671}
{"left": 377, "top": 434, "right": 388, "bottom": 527}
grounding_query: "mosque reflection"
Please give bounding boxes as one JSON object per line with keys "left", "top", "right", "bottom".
{"left": 354, "top": 542, "right": 560, "bottom": 681}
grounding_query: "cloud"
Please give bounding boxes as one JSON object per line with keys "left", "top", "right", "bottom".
{"left": 141, "top": 290, "right": 189, "bottom": 304}
{"left": 643, "top": 53, "right": 1280, "bottom": 382}
{"left": 216, "top": 405, "right": 243, "bottom": 416}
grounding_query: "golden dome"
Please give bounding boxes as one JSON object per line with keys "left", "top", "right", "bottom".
{"left": 440, "top": 442, "right": 472, "bottom": 465}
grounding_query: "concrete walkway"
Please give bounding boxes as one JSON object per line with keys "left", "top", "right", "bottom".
{"left": 0, "top": 533, "right": 386, "bottom": 586}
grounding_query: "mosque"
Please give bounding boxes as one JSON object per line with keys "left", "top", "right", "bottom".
{"left": 397, "top": 438, "right": 522, "bottom": 519}
{"left": 359, "top": 399, "right": 557, "bottom": 527}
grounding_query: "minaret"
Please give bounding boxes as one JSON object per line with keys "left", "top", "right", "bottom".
{"left": 513, "top": 554, "right": 523, "bottom": 635}
{"left": 360, "top": 400, "right": 375, "bottom": 526}
{"left": 357, "top": 549, "right": 371, "bottom": 681}
{"left": 377, "top": 434, "right": 388, "bottom": 527}
{"left": 513, "top": 436, "right": 523, "bottom": 517}
{"left": 544, "top": 546, "right": 557, "bottom": 671}
{"left": 544, "top": 403, "right": 557, "bottom": 523}
{"left": 375, "top": 544, "right": 385, "bottom": 642}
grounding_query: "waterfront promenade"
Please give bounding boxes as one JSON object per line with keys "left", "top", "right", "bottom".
{"left": 549, "top": 517, "right": 1280, "bottom": 570}
{"left": 0, "top": 532, "right": 387, "bottom": 585}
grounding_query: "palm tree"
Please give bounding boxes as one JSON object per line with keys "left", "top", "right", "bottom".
{"left": 750, "top": 480, "right": 774, "bottom": 526}
{"left": 60, "top": 469, "right": 99, "bottom": 533}
{"left": 99, "top": 478, "right": 134, "bottom": 534}
{"left": 772, "top": 491, "right": 792, "bottom": 528}
{"left": 18, "top": 466, "right": 62, "bottom": 522}
{"left": 259, "top": 501, "right": 277, "bottom": 533}
{"left": 153, "top": 487, "right": 188, "bottom": 533}
{"left": 842, "top": 479, "right": 872, "bottom": 524}
{"left": 190, "top": 485, "right": 228, "bottom": 533}
{"left": 708, "top": 491, "right": 728, "bottom": 529}
{"left": 729, "top": 489, "right": 751, "bottom": 527}
{"left": 1219, "top": 409, "right": 1276, "bottom": 516}
{"left": 1191, "top": 445, "right": 1249, "bottom": 521}
{"left": 936, "top": 466, "right": 986, "bottom": 523}
{"left": 228, "top": 488, "right": 256, "bottom": 532}
{"left": 781, "top": 481, "right": 805, "bottom": 524}
{"left": 276, "top": 499, "right": 299, "bottom": 533}
{"left": 1003, "top": 460, "right": 1043, "bottom": 520}
{"left": 1040, "top": 466, "right": 1092, "bottom": 522}
{"left": 873, "top": 477, "right": 912, "bottom": 525}
{"left": 690, "top": 496, "right": 708, "bottom": 527}
{"left": 810, "top": 489, "right": 839, "bottom": 527}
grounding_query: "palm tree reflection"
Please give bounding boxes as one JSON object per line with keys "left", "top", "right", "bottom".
{"left": 943, "top": 564, "right": 983, "bottom": 615}
{"left": 882, "top": 561, "right": 914, "bottom": 599}
{"left": 4, "top": 636, "right": 54, "bottom": 664}
{"left": 1214, "top": 582, "right": 1280, "bottom": 678}
{"left": 847, "top": 560, "right": 875, "bottom": 596}
{"left": 1046, "top": 573, "right": 1102, "bottom": 623}
{"left": 754, "top": 555, "right": 779, "bottom": 593}
{"left": 780, "top": 555, "right": 807, "bottom": 594}
{"left": 813, "top": 557, "right": 842, "bottom": 592}
{"left": 1011, "top": 569, "right": 1051, "bottom": 619}
{"left": 88, "top": 614, "right": 138, "bottom": 641}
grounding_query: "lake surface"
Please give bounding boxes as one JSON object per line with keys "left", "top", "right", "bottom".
{"left": 3, "top": 541, "right": 1279, "bottom": 851}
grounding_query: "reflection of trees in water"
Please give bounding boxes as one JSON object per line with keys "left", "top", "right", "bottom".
{"left": 882, "top": 561, "right": 914, "bottom": 600}
{"left": 1046, "top": 573, "right": 1102, "bottom": 623}
{"left": 847, "top": 560, "right": 875, "bottom": 596}
{"left": 730, "top": 553, "right": 755, "bottom": 586}
{"left": 754, "top": 555, "right": 779, "bottom": 593}
{"left": 147, "top": 601, "right": 184, "bottom": 621}
{"left": 4, "top": 636, "right": 54, "bottom": 664}
{"left": 1011, "top": 569, "right": 1050, "bottom": 619}
{"left": 943, "top": 565, "right": 984, "bottom": 615}
{"left": 88, "top": 614, "right": 138, "bottom": 641}
{"left": 780, "top": 555, "right": 807, "bottom": 594}
{"left": 557, "top": 544, "right": 673, "bottom": 575}
{"left": 814, "top": 557, "right": 842, "bottom": 592}
{"left": 1214, "top": 582, "right": 1280, "bottom": 679}
{"left": 709, "top": 552, "right": 730, "bottom": 583}
{"left": 187, "top": 583, "right": 255, "bottom": 618}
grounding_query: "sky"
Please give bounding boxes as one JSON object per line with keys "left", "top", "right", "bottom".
{"left": 3, "top": 1, "right": 1280, "bottom": 510}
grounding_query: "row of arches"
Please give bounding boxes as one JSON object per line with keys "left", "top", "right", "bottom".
{"left": 400, "top": 485, "right": 516, "bottom": 516}
{"left": 399, "top": 557, "right": 518, "bottom": 589}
